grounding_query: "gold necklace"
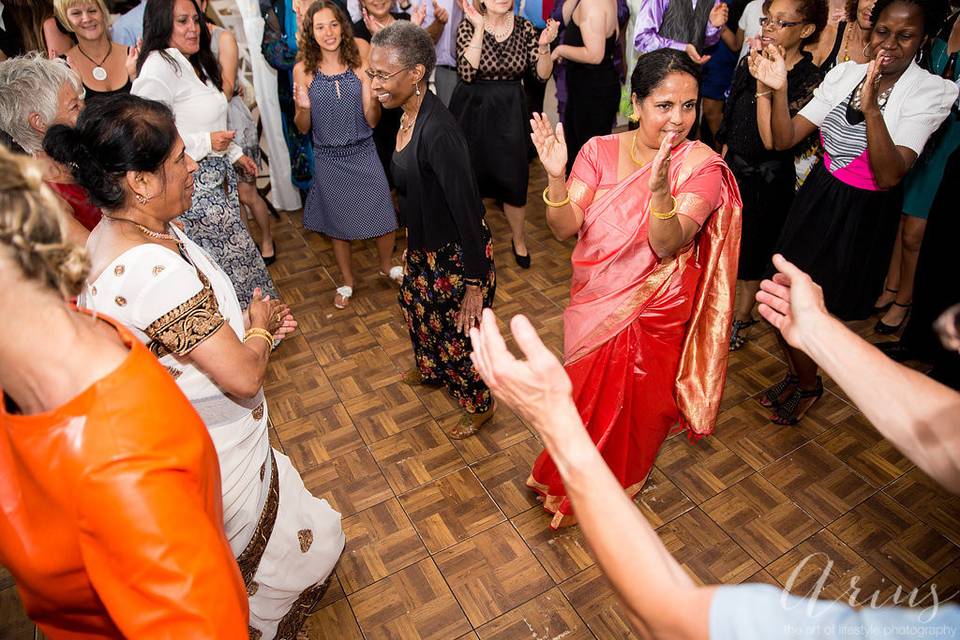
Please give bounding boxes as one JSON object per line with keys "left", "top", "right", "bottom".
{"left": 107, "top": 215, "right": 181, "bottom": 243}
{"left": 629, "top": 131, "right": 648, "bottom": 166}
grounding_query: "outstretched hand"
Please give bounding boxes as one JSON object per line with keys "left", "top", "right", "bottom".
{"left": 530, "top": 112, "right": 567, "bottom": 179}
{"left": 755, "top": 254, "right": 830, "bottom": 352}
{"left": 469, "top": 309, "right": 575, "bottom": 435}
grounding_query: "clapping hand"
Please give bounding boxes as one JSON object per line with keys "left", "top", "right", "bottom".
{"left": 411, "top": 1, "right": 427, "bottom": 26}
{"left": 362, "top": 6, "right": 386, "bottom": 35}
{"left": 709, "top": 0, "right": 729, "bottom": 28}
{"left": 755, "top": 254, "right": 829, "bottom": 352}
{"left": 859, "top": 58, "right": 882, "bottom": 114}
{"left": 462, "top": 0, "right": 484, "bottom": 29}
{"left": 469, "top": 310, "right": 575, "bottom": 434}
{"left": 293, "top": 81, "right": 311, "bottom": 109}
{"left": 747, "top": 43, "right": 787, "bottom": 91}
{"left": 247, "top": 288, "right": 298, "bottom": 341}
{"left": 433, "top": 0, "right": 449, "bottom": 24}
{"left": 126, "top": 39, "right": 141, "bottom": 80}
{"left": 648, "top": 132, "right": 675, "bottom": 199}
{"left": 530, "top": 112, "right": 567, "bottom": 179}
{"left": 539, "top": 18, "right": 560, "bottom": 47}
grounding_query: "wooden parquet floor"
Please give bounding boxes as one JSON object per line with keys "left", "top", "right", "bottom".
{"left": 3, "top": 160, "right": 959, "bottom": 639}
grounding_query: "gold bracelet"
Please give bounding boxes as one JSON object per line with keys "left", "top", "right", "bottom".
{"left": 755, "top": 90, "right": 772, "bottom": 98}
{"left": 542, "top": 185, "right": 570, "bottom": 208}
{"left": 650, "top": 195, "right": 678, "bottom": 220}
{"left": 244, "top": 327, "right": 274, "bottom": 345}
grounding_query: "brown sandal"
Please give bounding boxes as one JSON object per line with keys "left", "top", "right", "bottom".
{"left": 448, "top": 402, "right": 496, "bottom": 440}
{"left": 401, "top": 367, "right": 441, "bottom": 387}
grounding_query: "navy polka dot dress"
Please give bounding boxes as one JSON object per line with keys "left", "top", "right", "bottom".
{"left": 303, "top": 69, "right": 397, "bottom": 240}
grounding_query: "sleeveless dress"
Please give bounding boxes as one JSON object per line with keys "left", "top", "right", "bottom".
{"left": 302, "top": 69, "right": 397, "bottom": 240}
{"left": 561, "top": 20, "right": 619, "bottom": 172}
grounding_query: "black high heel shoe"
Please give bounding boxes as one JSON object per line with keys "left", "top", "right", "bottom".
{"left": 512, "top": 240, "right": 531, "bottom": 269}
{"left": 260, "top": 241, "right": 277, "bottom": 266}
{"left": 875, "top": 302, "right": 911, "bottom": 334}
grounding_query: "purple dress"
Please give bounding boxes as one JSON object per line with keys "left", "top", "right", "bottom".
{"left": 303, "top": 69, "right": 397, "bottom": 240}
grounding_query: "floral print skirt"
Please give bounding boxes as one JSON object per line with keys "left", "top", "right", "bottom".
{"left": 399, "top": 227, "right": 496, "bottom": 414}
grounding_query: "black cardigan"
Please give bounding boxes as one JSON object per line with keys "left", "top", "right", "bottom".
{"left": 399, "top": 91, "right": 489, "bottom": 279}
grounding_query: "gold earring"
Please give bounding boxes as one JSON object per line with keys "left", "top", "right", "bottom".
{"left": 628, "top": 109, "right": 639, "bottom": 123}
{"left": 135, "top": 192, "right": 152, "bottom": 205}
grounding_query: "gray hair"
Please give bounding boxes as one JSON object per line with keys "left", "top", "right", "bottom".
{"left": 371, "top": 21, "right": 437, "bottom": 77}
{"left": 0, "top": 53, "right": 83, "bottom": 154}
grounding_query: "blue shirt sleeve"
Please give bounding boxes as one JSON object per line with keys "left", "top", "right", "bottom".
{"left": 710, "top": 584, "right": 960, "bottom": 639}
{"left": 110, "top": 0, "right": 146, "bottom": 47}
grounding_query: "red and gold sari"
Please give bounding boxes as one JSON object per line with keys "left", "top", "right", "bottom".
{"left": 527, "top": 137, "right": 742, "bottom": 529}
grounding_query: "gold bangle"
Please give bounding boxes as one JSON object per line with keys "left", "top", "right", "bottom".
{"left": 542, "top": 185, "right": 570, "bottom": 208}
{"left": 650, "top": 195, "right": 678, "bottom": 220}
{"left": 244, "top": 327, "right": 274, "bottom": 345}
{"left": 244, "top": 332, "right": 274, "bottom": 348}
{"left": 755, "top": 90, "right": 772, "bottom": 98}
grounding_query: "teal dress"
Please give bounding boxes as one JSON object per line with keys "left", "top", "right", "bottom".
{"left": 902, "top": 36, "right": 960, "bottom": 218}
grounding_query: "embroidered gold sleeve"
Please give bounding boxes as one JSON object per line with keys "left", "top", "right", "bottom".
{"left": 674, "top": 192, "right": 714, "bottom": 227}
{"left": 145, "top": 273, "right": 225, "bottom": 357}
{"left": 567, "top": 178, "right": 595, "bottom": 210}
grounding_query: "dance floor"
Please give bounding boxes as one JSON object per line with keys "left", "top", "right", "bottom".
{"left": 2, "top": 163, "right": 959, "bottom": 639}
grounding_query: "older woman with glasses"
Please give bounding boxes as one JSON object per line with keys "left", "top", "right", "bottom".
{"left": 292, "top": 0, "right": 400, "bottom": 309}
{"left": 370, "top": 21, "right": 497, "bottom": 438}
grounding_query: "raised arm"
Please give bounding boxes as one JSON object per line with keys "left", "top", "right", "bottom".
{"left": 757, "top": 254, "right": 960, "bottom": 493}
{"left": 457, "top": 4, "right": 485, "bottom": 82}
{"left": 748, "top": 45, "right": 818, "bottom": 150}
{"left": 357, "top": 62, "right": 382, "bottom": 128}
{"left": 860, "top": 59, "right": 918, "bottom": 189}
{"left": 470, "top": 310, "right": 714, "bottom": 640}
{"left": 529, "top": 113, "right": 585, "bottom": 240}
{"left": 292, "top": 62, "right": 313, "bottom": 134}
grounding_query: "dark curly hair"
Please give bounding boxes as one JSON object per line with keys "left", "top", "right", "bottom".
{"left": 137, "top": 0, "right": 223, "bottom": 91}
{"left": 630, "top": 48, "right": 701, "bottom": 101}
{"left": 869, "top": 0, "right": 949, "bottom": 36}
{"left": 297, "top": 1, "right": 362, "bottom": 72}
{"left": 763, "top": 0, "right": 828, "bottom": 44}
{"left": 42, "top": 94, "right": 179, "bottom": 211}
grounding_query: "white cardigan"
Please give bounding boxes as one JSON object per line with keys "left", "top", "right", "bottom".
{"left": 132, "top": 48, "right": 243, "bottom": 164}
{"left": 798, "top": 60, "right": 959, "bottom": 155}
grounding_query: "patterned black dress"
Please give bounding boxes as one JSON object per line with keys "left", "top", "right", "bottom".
{"left": 450, "top": 17, "right": 545, "bottom": 207}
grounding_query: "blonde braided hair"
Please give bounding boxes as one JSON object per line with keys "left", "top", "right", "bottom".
{"left": 0, "top": 146, "right": 90, "bottom": 298}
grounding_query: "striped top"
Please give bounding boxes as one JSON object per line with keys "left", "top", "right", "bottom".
{"left": 820, "top": 92, "right": 877, "bottom": 190}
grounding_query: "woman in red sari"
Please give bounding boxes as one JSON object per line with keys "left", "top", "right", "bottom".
{"left": 527, "top": 48, "right": 742, "bottom": 528}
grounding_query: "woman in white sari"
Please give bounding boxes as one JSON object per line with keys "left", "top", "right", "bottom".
{"left": 45, "top": 93, "right": 344, "bottom": 640}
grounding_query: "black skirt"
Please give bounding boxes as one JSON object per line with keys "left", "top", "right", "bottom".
{"left": 728, "top": 153, "right": 797, "bottom": 281}
{"left": 773, "top": 161, "right": 902, "bottom": 321}
{"left": 450, "top": 79, "right": 529, "bottom": 207}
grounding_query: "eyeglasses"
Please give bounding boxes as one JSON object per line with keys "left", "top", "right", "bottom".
{"left": 365, "top": 67, "right": 410, "bottom": 82}
{"left": 759, "top": 16, "right": 804, "bottom": 29}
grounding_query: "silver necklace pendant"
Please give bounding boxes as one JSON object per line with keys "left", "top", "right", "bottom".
{"left": 92, "top": 66, "right": 108, "bottom": 81}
